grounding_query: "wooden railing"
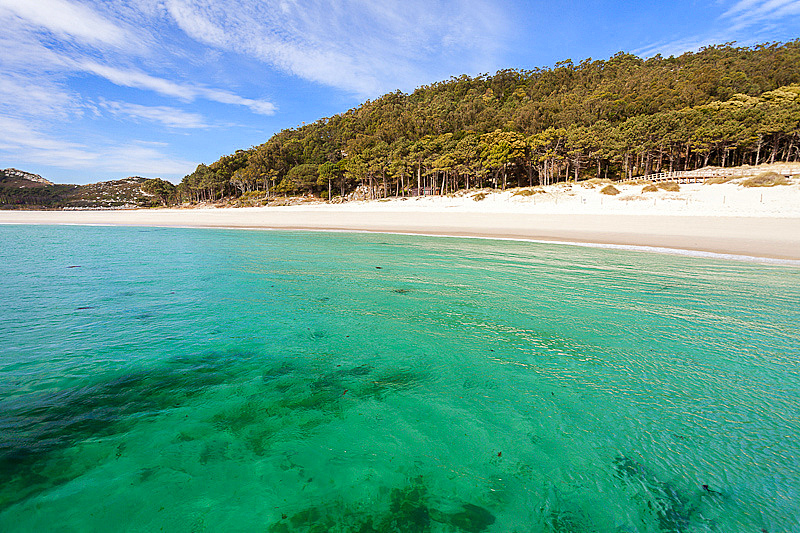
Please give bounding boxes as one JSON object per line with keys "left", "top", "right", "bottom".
{"left": 621, "top": 165, "right": 798, "bottom": 184}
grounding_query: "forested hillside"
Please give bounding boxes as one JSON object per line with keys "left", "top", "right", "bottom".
{"left": 177, "top": 41, "right": 800, "bottom": 203}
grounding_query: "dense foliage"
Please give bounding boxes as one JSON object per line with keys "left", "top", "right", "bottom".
{"left": 0, "top": 183, "right": 80, "bottom": 208}
{"left": 175, "top": 41, "right": 799, "bottom": 201}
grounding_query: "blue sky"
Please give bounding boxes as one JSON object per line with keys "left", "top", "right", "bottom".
{"left": 1, "top": 0, "right": 799, "bottom": 184}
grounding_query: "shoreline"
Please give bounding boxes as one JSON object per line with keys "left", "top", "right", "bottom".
{"left": 2, "top": 206, "right": 800, "bottom": 263}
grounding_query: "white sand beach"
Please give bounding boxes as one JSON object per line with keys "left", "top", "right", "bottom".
{"left": 3, "top": 178, "right": 800, "bottom": 262}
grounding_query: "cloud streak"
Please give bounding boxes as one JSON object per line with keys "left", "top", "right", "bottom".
{"left": 0, "top": 0, "right": 128, "bottom": 46}
{"left": 0, "top": 117, "right": 195, "bottom": 177}
{"left": 100, "top": 100, "right": 209, "bottom": 129}
{"left": 81, "top": 63, "right": 277, "bottom": 115}
{"left": 0, "top": 0, "right": 278, "bottom": 118}
{"left": 721, "top": 0, "right": 800, "bottom": 29}
{"left": 162, "top": 0, "right": 507, "bottom": 97}
{"left": 635, "top": 0, "right": 800, "bottom": 59}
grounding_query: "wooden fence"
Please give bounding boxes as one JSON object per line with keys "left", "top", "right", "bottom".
{"left": 622, "top": 165, "right": 798, "bottom": 184}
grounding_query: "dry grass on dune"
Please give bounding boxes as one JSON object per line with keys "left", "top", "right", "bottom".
{"left": 641, "top": 184, "right": 659, "bottom": 193}
{"left": 742, "top": 172, "right": 790, "bottom": 187}
{"left": 512, "top": 188, "right": 546, "bottom": 196}
{"left": 600, "top": 185, "right": 620, "bottom": 195}
{"left": 657, "top": 182, "right": 680, "bottom": 192}
{"left": 582, "top": 178, "right": 613, "bottom": 188}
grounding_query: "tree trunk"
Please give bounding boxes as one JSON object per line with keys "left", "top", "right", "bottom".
{"left": 624, "top": 153, "right": 630, "bottom": 179}
{"left": 770, "top": 137, "right": 779, "bottom": 164}
{"left": 657, "top": 144, "right": 663, "bottom": 172}
{"left": 755, "top": 135, "right": 763, "bottom": 165}
{"left": 684, "top": 144, "right": 691, "bottom": 171}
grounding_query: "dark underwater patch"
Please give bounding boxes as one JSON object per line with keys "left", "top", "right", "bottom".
{"left": 0, "top": 352, "right": 240, "bottom": 510}
{"left": 612, "top": 455, "right": 715, "bottom": 532}
{"left": 268, "top": 475, "right": 495, "bottom": 533}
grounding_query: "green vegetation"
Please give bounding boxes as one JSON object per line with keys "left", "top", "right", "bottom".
{"left": 140, "top": 178, "right": 177, "bottom": 206}
{"left": 172, "top": 41, "right": 800, "bottom": 204}
{"left": 741, "top": 171, "right": 790, "bottom": 186}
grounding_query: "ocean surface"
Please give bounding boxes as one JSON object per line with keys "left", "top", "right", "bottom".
{"left": 0, "top": 224, "right": 798, "bottom": 532}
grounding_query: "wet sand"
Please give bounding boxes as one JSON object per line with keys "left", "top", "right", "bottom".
{"left": 2, "top": 207, "right": 798, "bottom": 262}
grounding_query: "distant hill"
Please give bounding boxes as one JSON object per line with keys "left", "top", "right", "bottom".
{"left": 0, "top": 172, "right": 161, "bottom": 209}
{"left": 0, "top": 168, "right": 55, "bottom": 187}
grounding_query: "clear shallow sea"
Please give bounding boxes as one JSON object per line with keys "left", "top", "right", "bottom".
{"left": 0, "top": 224, "right": 798, "bottom": 533}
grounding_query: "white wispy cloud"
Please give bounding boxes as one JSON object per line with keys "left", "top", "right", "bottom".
{"left": 162, "top": 0, "right": 507, "bottom": 96}
{"left": 633, "top": 36, "right": 727, "bottom": 59}
{"left": 0, "top": 117, "right": 195, "bottom": 176}
{"left": 635, "top": 0, "right": 800, "bottom": 59}
{"left": 0, "top": 0, "right": 277, "bottom": 117}
{"left": 80, "top": 62, "right": 198, "bottom": 100}
{"left": 0, "top": 0, "right": 129, "bottom": 47}
{"left": 0, "top": 73, "right": 82, "bottom": 121}
{"left": 722, "top": 0, "right": 800, "bottom": 22}
{"left": 81, "top": 62, "right": 277, "bottom": 115}
{"left": 99, "top": 141, "right": 197, "bottom": 176}
{"left": 99, "top": 100, "right": 209, "bottom": 129}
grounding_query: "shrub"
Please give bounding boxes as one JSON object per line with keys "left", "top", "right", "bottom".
{"left": 472, "top": 192, "right": 487, "bottom": 201}
{"left": 657, "top": 181, "right": 680, "bottom": 192}
{"left": 600, "top": 185, "right": 620, "bottom": 195}
{"left": 512, "top": 188, "right": 545, "bottom": 196}
{"left": 742, "top": 172, "right": 789, "bottom": 187}
{"left": 642, "top": 184, "right": 658, "bottom": 193}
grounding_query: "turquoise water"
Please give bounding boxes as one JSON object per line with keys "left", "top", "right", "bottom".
{"left": 0, "top": 224, "right": 798, "bottom": 532}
